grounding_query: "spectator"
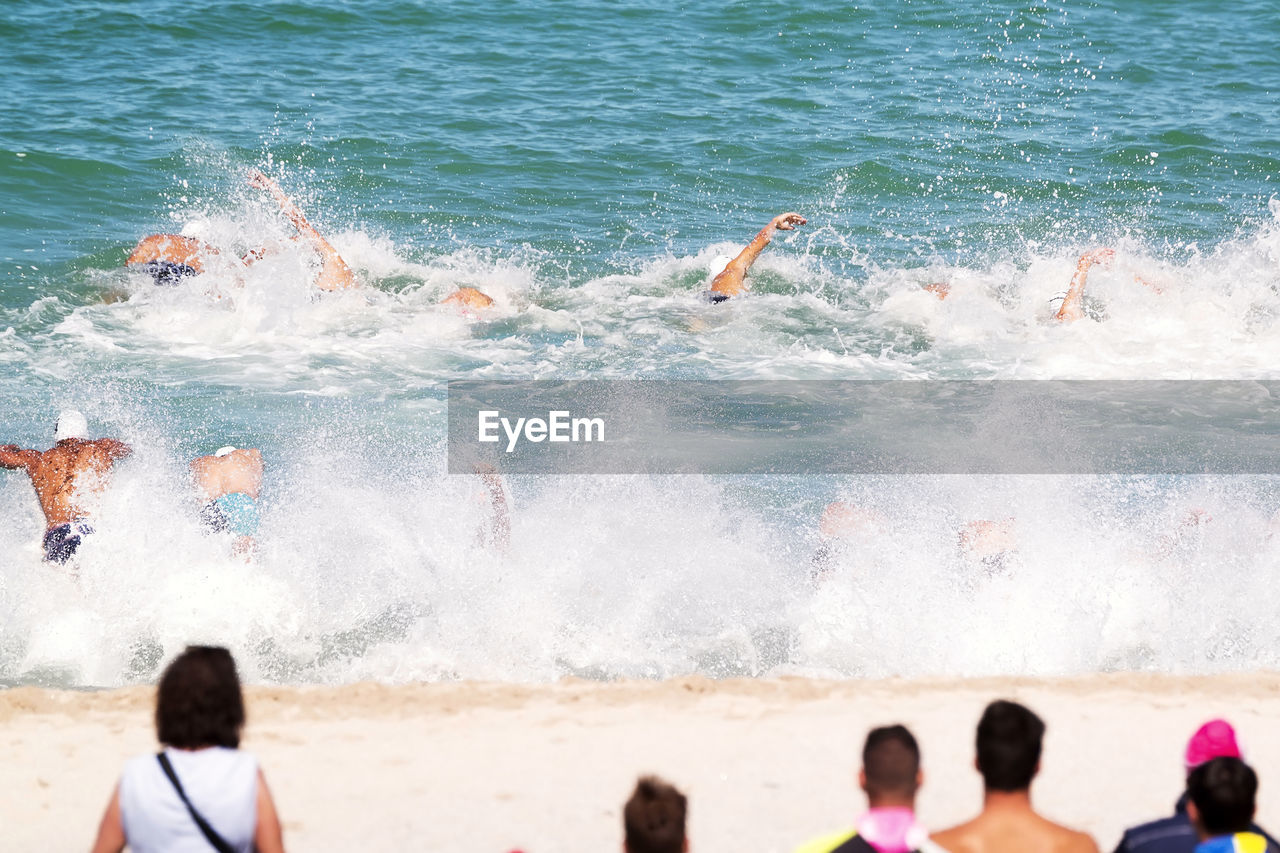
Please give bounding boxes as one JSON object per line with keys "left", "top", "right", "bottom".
{"left": 1185, "top": 757, "right": 1279, "bottom": 853}
{"left": 624, "top": 775, "right": 687, "bottom": 853}
{"left": 793, "top": 724, "right": 945, "bottom": 853}
{"left": 1115, "top": 720, "right": 1277, "bottom": 853}
{"left": 931, "top": 699, "right": 1099, "bottom": 853}
{"left": 89, "top": 646, "right": 285, "bottom": 853}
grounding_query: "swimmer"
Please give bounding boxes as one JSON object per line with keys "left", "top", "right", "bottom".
{"left": 926, "top": 247, "right": 1156, "bottom": 318}
{"left": 705, "top": 211, "right": 807, "bottom": 302}
{"left": 125, "top": 234, "right": 221, "bottom": 285}
{"left": 0, "top": 411, "right": 132, "bottom": 565}
{"left": 124, "top": 170, "right": 351, "bottom": 290}
{"left": 190, "top": 446, "right": 264, "bottom": 558}
{"left": 810, "top": 501, "right": 885, "bottom": 582}
{"left": 1052, "top": 248, "right": 1116, "bottom": 322}
{"left": 131, "top": 169, "right": 494, "bottom": 306}
{"left": 1051, "top": 247, "right": 1166, "bottom": 322}
{"left": 252, "top": 171, "right": 496, "bottom": 305}
{"left": 959, "top": 518, "right": 1017, "bottom": 575}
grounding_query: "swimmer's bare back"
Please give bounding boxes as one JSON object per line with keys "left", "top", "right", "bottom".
{"left": 126, "top": 234, "right": 215, "bottom": 272}
{"left": 441, "top": 286, "right": 495, "bottom": 311}
{"left": 0, "top": 438, "right": 131, "bottom": 527}
{"left": 190, "top": 448, "right": 264, "bottom": 502}
{"left": 709, "top": 211, "right": 807, "bottom": 299}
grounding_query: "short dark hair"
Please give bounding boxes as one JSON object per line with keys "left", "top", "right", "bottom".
{"left": 976, "top": 700, "right": 1044, "bottom": 792}
{"left": 1188, "top": 757, "right": 1257, "bottom": 836}
{"left": 155, "top": 646, "right": 245, "bottom": 749}
{"left": 863, "top": 725, "right": 921, "bottom": 799}
{"left": 624, "top": 776, "right": 687, "bottom": 853}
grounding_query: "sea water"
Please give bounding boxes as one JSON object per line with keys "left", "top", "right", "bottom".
{"left": 1, "top": 0, "right": 1279, "bottom": 686}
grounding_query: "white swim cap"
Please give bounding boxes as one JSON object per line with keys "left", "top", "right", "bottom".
{"left": 214, "top": 446, "right": 237, "bottom": 457}
{"left": 708, "top": 254, "right": 735, "bottom": 277}
{"left": 54, "top": 410, "right": 88, "bottom": 441}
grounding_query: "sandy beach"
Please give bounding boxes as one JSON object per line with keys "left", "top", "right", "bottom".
{"left": 3, "top": 673, "right": 1280, "bottom": 851}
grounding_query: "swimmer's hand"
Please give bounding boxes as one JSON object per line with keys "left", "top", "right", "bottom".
{"left": 771, "top": 212, "right": 807, "bottom": 232}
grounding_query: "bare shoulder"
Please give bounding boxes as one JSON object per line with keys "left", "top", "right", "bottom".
{"left": 1041, "top": 817, "right": 1099, "bottom": 853}
{"left": 235, "top": 448, "right": 264, "bottom": 470}
{"left": 126, "top": 234, "right": 211, "bottom": 267}
{"left": 93, "top": 438, "right": 132, "bottom": 461}
{"left": 1059, "top": 827, "right": 1100, "bottom": 853}
{"left": 929, "top": 821, "right": 982, "bottom": 853}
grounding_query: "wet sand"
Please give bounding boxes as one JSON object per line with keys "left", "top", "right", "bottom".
{"left": 3, "top": 674, "right": 1280, "bottom": 851}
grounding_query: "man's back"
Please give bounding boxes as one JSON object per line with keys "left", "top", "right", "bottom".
{"left": 12, "top": 439, "right": 130, "bottom": 526}
{"left": 190, "top": 449, "right": 263, "bottom": 502}
{"left": 932, "top": 806, "right": 1099, "bottom": 853}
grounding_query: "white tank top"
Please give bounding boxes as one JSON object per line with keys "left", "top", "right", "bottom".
{"left": 118, "top": 747, "right": 259, "bottom": 853}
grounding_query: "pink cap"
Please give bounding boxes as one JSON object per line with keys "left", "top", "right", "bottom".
{"left": 1185, "top": 719, "right": 1242, "bottom": 770}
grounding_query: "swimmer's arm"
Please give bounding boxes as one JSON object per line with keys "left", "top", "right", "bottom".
{"left": 248, "top": 169, "right": 355, "bottom": 291}
{"left": 709, "top": 212, "right": 807, "bottom": 297}
{"left": 0, "top": 445, "right": 38, "bottom": 470}
{"left": 88, "top": 784, "right": 126, "bottom": 853}
{"left": 478, "top": 467, "right": 511, "bottom": 551}
{"left": 1055, "top": 247, "right": 1113, "bottom": 323}
{"left": 99, "top": 439, "right": 132, "bottom": 462}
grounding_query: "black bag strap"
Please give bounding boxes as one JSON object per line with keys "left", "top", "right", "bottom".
{"left": 156, "top": 752, "right": 237, "bottom": 853}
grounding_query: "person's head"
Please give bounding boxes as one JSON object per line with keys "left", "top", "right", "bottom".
{"left": 214, "top": 446, "right": 237, "bottom": 458}
{"left": 859, "top": 724, "right": 922, "bottom": 807}
{"left": 155, "top": 646, "right": 245, "bottom": 749}
{"left": 975, "top": 700, "right": 1044, "bottom": 793}
{"left": 1186, "top": 757, "right": 1257, "bottom": 840}
{"left": 623, "top": 776, "right": 688, "bottom": 853}
{"left": 1185, "top": 719, "right": 1242, "bottom": 774}
{"left": 54, "top": 409, "right": 88, "bottom": 442}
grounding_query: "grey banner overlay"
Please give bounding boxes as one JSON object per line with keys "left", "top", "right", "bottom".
{"left": 447, "top": 381, "right": 1280, "bottom": 475}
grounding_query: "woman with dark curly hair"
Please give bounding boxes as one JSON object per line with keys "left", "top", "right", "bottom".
{"left": 90, "top": 646, "right": 285, "bottom": 853}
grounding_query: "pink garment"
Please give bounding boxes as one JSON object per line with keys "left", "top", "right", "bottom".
{"left": 1185, "top": 719, "right": 1242, "bottom": 770}
{"left": 856, "top": 807, "right": 929, "bottom": 853}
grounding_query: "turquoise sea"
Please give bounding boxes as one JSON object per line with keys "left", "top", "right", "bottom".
{"left": 2, "top": 1, "right": 1279, "bottom": 686}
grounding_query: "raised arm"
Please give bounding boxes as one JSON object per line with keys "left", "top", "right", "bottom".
{"left": 248, "top": 169, "right": 356, "bottom": 291}
{"left": 709, "top": 212, "right": 807, "bottom": 298}
{"left": 0, "top": 444, "right": 38, "bottom": 470}
{"left": 1055, "top": 248, "right": 1113, "bottom": 322}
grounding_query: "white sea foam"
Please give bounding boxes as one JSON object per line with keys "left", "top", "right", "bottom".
{"left": 3, "top": 201, "right": 1280, "bottom": 686}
